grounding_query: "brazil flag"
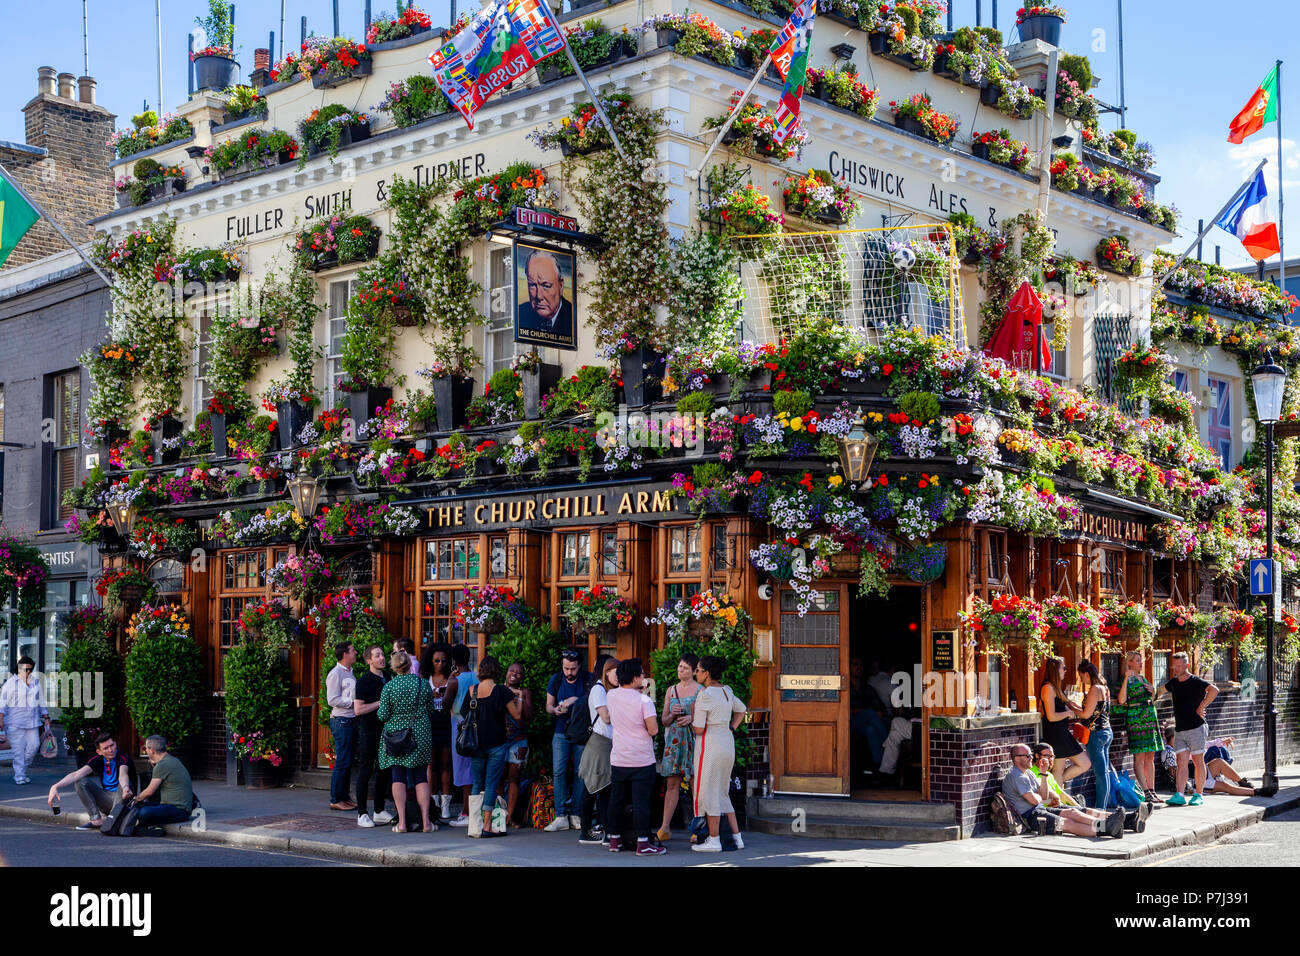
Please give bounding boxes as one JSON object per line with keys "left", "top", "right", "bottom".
{"left": 0, "top": 173, "right": 41, "bottom": 267}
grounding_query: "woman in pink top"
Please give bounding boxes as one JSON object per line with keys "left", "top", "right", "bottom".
{"left": 604, "top": 658, "right": 666, "bottom": 856}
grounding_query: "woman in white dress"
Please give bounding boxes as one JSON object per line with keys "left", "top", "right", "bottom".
{"left": 690, "top": 655, "right": 747, "bottom": 853}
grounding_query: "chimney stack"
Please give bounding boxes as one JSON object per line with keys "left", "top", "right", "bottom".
{"left": 57, "top": 72, "right": 75, "bottom": 99}
{"left": 37, "top": 66, "right": 57, "bottom": 96}
{"left": 78, "top": 76, "right": 96, "bottom": 105}
{"left": 254, "top": 48, "right": 271, "bottom": 71}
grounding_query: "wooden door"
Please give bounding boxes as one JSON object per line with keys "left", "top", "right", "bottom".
{"left": 770, "top": 584, "right": 850, "bottom": 794}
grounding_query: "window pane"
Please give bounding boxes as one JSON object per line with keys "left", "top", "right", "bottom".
{"left": 601, "top": 531, "right": 618, "bottom": 576}
{"left": 669, "top": 528, "right": 685, "bottom": 573}
{"left": 439, "top": 541, "right": 452, "bottom": 580}
{"left": 686, "top": 527, "right": 701, "bottom": 572}
{"left": 453, "top": 539, "right": 468, "bottom": 579}
{"left": 1152, "top": 652, "right": 1170, "bottom": 686}
{"left": 44, "top": 610, "right": 67, "bottom": 675}
{"left": 576, "top": 533, "right": 590, "bottom": 576}
{"left": 467, "top": 540, "right": 480, "bottom": 579}
{"left": 711, "top": 529, "right": 728, "bottom": 572}
{"left": 562, "top": 534, "right": 577, "bottom": 576}
{"left": 490, "top": 537, "right": 507, "bottom": 578}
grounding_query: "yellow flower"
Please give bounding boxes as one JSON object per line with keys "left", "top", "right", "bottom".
{"left": 828, "top": 475, "right": 844, "bottom": 488}
{"left": 790, "top": 417, "right": 803, "bottom": 431}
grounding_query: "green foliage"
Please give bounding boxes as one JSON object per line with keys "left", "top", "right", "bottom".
{"left": 1057, "top": 53, "right": 1094, "bottom": 91}
{"left": 772, "top": 389, "right": 813, "bottom": 417}
{"left": 542, "top": 365, "right": 616, "bottom": 421}
{"left": 223, "top": 637, "right": 294, "bottom": 751}
{"left": 261, "top": 259, "right": 322, "bottom": 397}
{"left": 133, "top": 110, "right": 158, "bottom": 129}
{"left": 124, "top": 630, "right": 203, "bottom": 746}
{"left": 674, "top": 390, "right": 715, "bottom": 415}
{"left": 666, "top": 233, "right": 743, "bottom": 354}
{"left": 60, "top": 630, "right": 125, "bottom": 753}
{"left": 487, "top": 621, "right": 565, "bottom": 773}
{"left": 196, "top": 0, "right": 236, "bottom": 51}
{"left": 899, "top": 390, "right": 941, "bottom": 423}
{"left": 297, "top": 104, "right": 369, "bottom": 167}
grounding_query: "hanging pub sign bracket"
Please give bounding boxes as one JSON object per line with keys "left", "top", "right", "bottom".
{"left": 489, "top": 205, "right": 604, "bottom": 251}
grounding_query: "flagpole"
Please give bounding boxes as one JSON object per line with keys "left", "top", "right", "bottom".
{"left": 688, "top": 54, "right": 774, "bottom": 180}
{"left": 1149, "top": 158, "right": 1267, "bottom": 293}
{"left": 0, "top": 163, "right": 115, "bottom": 289}
{"left": 1277, "top": 59, "right": 1286, "bottom": 300}
{"left": 559, "top": 43, "right": 630, "bottom": 165}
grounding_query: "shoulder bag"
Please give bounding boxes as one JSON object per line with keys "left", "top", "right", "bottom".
{"left": 456, "top": 688, "right": 482, "bottom": 758}
{"left": 383, "top": 680, "right": 425, "bottom": 758}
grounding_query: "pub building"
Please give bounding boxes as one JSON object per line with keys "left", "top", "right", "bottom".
{"left": 75, "top": 0, "right": 1299, "bottom": 839}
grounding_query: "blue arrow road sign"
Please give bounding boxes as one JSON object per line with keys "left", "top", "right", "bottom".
{"left": 1249, "top": 559, "right": 1276, "bottom": 597}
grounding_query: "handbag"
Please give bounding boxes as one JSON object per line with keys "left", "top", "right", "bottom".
{"left": 383, "top": 681, "right": 426, "bottom": 758}
{"left": 39, "top": 729, "right": 59, "bottom": 759}
{"left": 1070, "top": 720, "right": 1091, "bottom": 745}
{"left": 455, "top": 689, "right": 482, "bottom": 758}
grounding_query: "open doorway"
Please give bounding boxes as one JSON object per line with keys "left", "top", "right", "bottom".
{"left": 848, "top": 586, "right": 924, "bottom": 797}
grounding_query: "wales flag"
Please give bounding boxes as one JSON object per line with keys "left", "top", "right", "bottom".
{"left": 0, "top": 172, "right": 40, "bottom": 267}
{"left": 429, "top": 0, "right": 566, "bottom": 129}
{"left": 770, "top": 0, "right": 815, "bottom": 146}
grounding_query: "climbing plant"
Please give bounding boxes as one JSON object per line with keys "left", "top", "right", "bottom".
{"left": 975, "top": 208, "right": 1058, "bottom": 347}
{"left": 261, "top": 257, "right": 322, "bottom": 401}
{"left": 666, "top": 232, "right": 743, "bottom": 354}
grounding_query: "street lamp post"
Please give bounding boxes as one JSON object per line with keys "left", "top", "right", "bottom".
{"left": 1251, "top": 356, "right": 1287, "bottom": 798}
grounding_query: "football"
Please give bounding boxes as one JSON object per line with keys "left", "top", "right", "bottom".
{"left": 892, "top": 245, "right": 917, "bottom": 271}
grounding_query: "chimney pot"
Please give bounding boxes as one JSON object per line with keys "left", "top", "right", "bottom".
{"left": 254, "top": 48, "right": 270, "bottom": 71}
{"left": 78, "top": 76, "right": 96, "bottom": 105}
{"left": 38, "top": 66, "right": 57, "bottom": 96}
{"left": 57, "top": 72, "right": 75, "bottom": 99}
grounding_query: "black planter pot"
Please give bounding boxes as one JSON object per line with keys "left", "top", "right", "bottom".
{"left": 748, "top": 368, "right": 774, "bottom": 393}
{"left": 431, "top": 375, "right": 475, "bottom": 431}
{"left": 894, "top": 114, "right": 928, "bottom": 137}
{"left": 101, "top": 424, "right": 129, "bottom": 472}
{"left": 656, "top": 28, "right": 683, "bottom": 49}
{"left": 193, "top": 54, "right": 240, "bottom": 92}
{"left": 702, "top": 372, "right": 732, "bottom": 398}
{"left": 276, "top": 399, "right": 314, "bottom": 448}
{"left": 1018, "top": 14, "right": 1064, "bottom": 46}
{"left": 834, "top": 377, "right": 890, "bottom": 398}
{"left": 721, "top": 126, "right": 742, "bottom": 146}
{"left": 312, "top": 59, "right": 373, "bottom": 88}
{"left": 980, "top": 81, "right": 1001, "bottom": 106}
{"left": 144, "top": 177, "right": 187, "bottom": 202}
{"left": 243, "top": 758, "right": 281, "bottom": 790}
{"left": 616, "top": 34, "right": 639, "bottom": 60}
{"left": 306, "top": 122, "right": 372, "bottom": 159}
{"left": 972, "top": 140, "right": 991, "bottom": 162}
{"left": 536, "top": 59, "right": 563, "bottom": 83}
{"left": 209, "top": 413, "right": 229, "bottom": 457}
{"left": 620, "top": 347, "right": 665, "bottom": 407}
{"left": 933, "top": 50, "right": 962, "bottom": 81}
{"left": 559, "top": 138, "right": 610, "bottom": 158}
{"left": 151, "top": 416, "right": 184, "bottom": 466}
{"left": 348, "top": 387, "right": 393, "bottom": 429}
{"left": 522, "top": 362, "right": 563, "bottom": 420}
{"left": 868, "top": 31, "right": 925, "bottom": 69}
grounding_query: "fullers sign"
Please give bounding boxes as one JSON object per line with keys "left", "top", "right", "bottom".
{"left": 423, "top": 484, "right": 677, "bottom": 531}
{"left": 513, "top": 207, "right": 577, "bottom": 233}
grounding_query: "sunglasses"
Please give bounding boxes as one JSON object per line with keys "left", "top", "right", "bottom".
{"left": 561, "top": 652, "right": 580, "bottom": 661}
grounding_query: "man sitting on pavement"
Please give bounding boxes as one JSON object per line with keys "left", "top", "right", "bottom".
{"left": 1029, "top": 743, "right": 1151, "bottom": 832}
{"left": 1002, "top": 743, "right": 1125, "bottom": 838}
{"left": 132, "top": 735, "right": 195, "bottom": 829}
{"left": 46, "top": 732, "right": 134, "bottom": 830}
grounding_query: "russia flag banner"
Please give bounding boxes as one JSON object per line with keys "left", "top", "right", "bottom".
{"left": 1216, "top": 168, "right": 1281, "bottom": 261}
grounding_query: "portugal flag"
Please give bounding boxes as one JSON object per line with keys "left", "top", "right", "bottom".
{"left": 1228, "top": 65, "right": 1279, "bottom": 144}
{"left": 0, "top": 171, "right": 41, "bottom": 267}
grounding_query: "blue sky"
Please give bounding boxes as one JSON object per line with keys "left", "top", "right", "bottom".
{"left": 1, "top": 0, "right": 1296, "bottom": 270}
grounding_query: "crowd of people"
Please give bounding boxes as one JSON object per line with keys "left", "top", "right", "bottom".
{"left": 1005, "top": 649, "right": 1260, "bottom": 838}
{"left": 323, "top": 642, "right": 746, "bottom": 855}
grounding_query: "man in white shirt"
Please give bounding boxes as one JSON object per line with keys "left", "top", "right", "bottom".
{"left": 0, "top": 657, "right": 50, "bottom": 784}
{"left": 326, "top": 642, "right": 358, "bottom": 811}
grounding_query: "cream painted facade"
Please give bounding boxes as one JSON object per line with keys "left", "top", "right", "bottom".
{"left": 92, "top": 0, "right": 1173, "bottom": 421}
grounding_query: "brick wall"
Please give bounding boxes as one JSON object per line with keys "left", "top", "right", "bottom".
{"left": 1, "top": 87, "right": 114, "bottom": 270}
{"left": 192, "top": 697, "right": 315, "bottom": 780}
{"left": 934, "top": 683, "right": 1300, "bottom": 837}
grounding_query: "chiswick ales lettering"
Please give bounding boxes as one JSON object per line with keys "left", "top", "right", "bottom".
{"left": 426, "top": 488, "right": 674, "bottom": 529}
{"left": 827, "top": 149, "right": 1004, "bottom": 230}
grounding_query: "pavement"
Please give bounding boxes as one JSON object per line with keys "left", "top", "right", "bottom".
{"left": 2, "top": 757, "right": 1297, "bottom": 867}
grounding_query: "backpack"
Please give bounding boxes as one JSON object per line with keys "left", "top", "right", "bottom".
{"left": 989, "top": 792, "right": 1024, "bottom": 835}
{"left": 564, "top": 678, "right": 595, "bottom": 746}
{"left": 102, "top": 798, "right": 140, "bottom": 837}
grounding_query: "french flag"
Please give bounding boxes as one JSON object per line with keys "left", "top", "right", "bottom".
{"left": 1216, "top": 168, "right": 1281, "bottom": 261}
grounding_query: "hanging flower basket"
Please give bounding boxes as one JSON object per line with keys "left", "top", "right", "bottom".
{"left": 830, "top": 551, "right": 860, "bottom": 574}
{"left": 687, "top": 619, "right": 716, "bottom": 638}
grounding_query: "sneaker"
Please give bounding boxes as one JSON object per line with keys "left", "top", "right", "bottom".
{"left": 1236, "top": 777, "right": 1254, "bottom": 789}
{"left": 607, "top": 836, "right": 623, "bottom": 853}
{"left": 372, "top": 810, "right": 394, "bottom": 825}
{"left": 76, "top": 820, "right": 103, "bottom": 831}
{"left": 578, "top": 829, "right": 604, "bottom": 844}
{"left": 15, "top": 778, "right": 30, "bottom": 785}
{"left": 543, "top": 817, "right": 571, "bottom": 832}
{"left": 1105, "top": 809, "right": 1125, "bottom": 839}
{"left": 1166, "top": 792, "right": 1187, "bottom": 806}
{"left": 732, "top": 833, "right": 744, "bottom": 850}
{"left": 569, "top": 814, "right": 583, "bottom": 829}
{"left": 691, "top": 836, "right": 722, "bottom": 853}
{"left": 1188, "top": 793, "right": 1204, "bottom": 806}
{"left": 357, "top": 813, "right": 375, "bottom": 828}
{"left": 637, "top": 839, "right": 667, "bottom": 856}
{"left": 1124, "top": 806, "right": 1149, "bottom": 834}
{"left": 449, "top": 813, "right": 471, "bottom": 828}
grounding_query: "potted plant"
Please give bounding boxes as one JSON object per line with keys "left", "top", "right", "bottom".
{"left": 736, "top": 28, "right": 781, "bottom": 78}
{"left": 867, "top": 2, "right": 944, "bottom": 70}
{"left": 1096, "top": 235, "right": 1144, "bottom": 276}
{"left": 640, "top": 12, "right": 741, "bottom": 67}
{"left": 513, "top": 351, "right": 563, "bottom": 420}
{"left": 891, "top": 542, "right": 948, "bottom": 583}
{"left": 416, "top": 358, "right": 476, "bottom": 430}
{"left": 1017, "top": 4, "right": 1068, "bottom": 46}
{"left": 532, "top": 92, "right": 633, "bottom": 156}
{"left": 782, "top": 169, "right": 859, "bottom": 224}
{"left": 265, "top": 551, "right": 335, "bottom": 601}
{"left": 221, "top": 85, "right": 267, "bottom": 122}
{"left": 59, "top": 609, "right": 124, "bottom": 766}
{"left": 265, "top": 382, "right": 318, "bottom": 448}
{"left": 224, "top": 635, "right": 294, "bottom": 789}
{"left": 561, "top": 585, "right": 635, "bottom": 641}
{"left": 365, "top": 4, "right": 433, "bottom": 46}
{"left": 374, "top": 74, "right": 451, "bottom": 128}
{"left": 970, "top": 129, "right": 1034, "bottom": 172}
{"left": 205, "top": 128, "right": 300, "bottom": 176}
{"left": 146, "top": 408, "right": 184, "bottom": 465}
{"left": 702, "top": 93, "right": 808, "bottom": 162}
{"left": 192, "top": 1, "right": 240, "bottom": 91}
{"left": 124, "top": 604, "right": 203, "bottom": 751}
{"left": 454, "top": 585, "right": 535, "bottom": 636}
{"left": 295, "top": 214, "right": 381, "bottom": 270}
{"left": 536, "top": 19, "right": 621, "bottom": 83}
{"left": 613, "top": 338, "right": 666, "bottom": 407}
{"left": 298, "top": 105, "right": 372, "bottom": 166}
{"left": 890, "top": 93, "right": 959, "bottom": 144}
{"left": 298, "top": 36, "right": 373, "bottom": 88}
{"left": 806, "top": 66, "right": 881, "bottom": 118}
{"left": 667, "top": 463, "right": 745, "bottom": 517}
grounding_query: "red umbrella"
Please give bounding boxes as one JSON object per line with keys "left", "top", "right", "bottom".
{"left": 984, "top": 280, "right": 1053, "bottom": 372}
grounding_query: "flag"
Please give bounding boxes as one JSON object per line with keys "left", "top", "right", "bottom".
{"left": 1216, "top": 167, "right": 1281, "bottom": 261}
{"left": 0, "top": 172, "right": 41, "bottom": 267}
{"left": 428, "top": 0, "right": 566, "bottom": 129}
{"left": 769, "top": 0, "right": 815, "bottom": 146}
{"left": 1228, "top": 65, "right": 1279, "bottom": 144}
